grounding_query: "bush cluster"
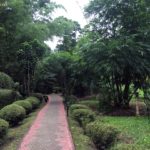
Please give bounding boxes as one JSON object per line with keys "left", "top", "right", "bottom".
{"left": 0, "top": 104, "right": 26, "bottom": 126}
{"left": 30, "top": 93, "right": 44, "bottom": 102}
{"left": 72, "top": 108, "right": 95, "bottom": 127}
{"left": 86, "top": 120, "right": 119, "bottom": 150}
{"left": 68, "top": 95, "right": 78, "bottom": 105}
{"left": 70, "top": 104, "right": 89, "bottom": 113}
{"left": 0, "top": 119, "right": 9, "bottom": 138}
{"left": 26, "top": 97, "right": 40, "bottom": 109}
{"left": 0, "top": 89, "right": 22, "bottom": 108}
{"left": 14, "top": 100, "right": 32, "bottom": 114}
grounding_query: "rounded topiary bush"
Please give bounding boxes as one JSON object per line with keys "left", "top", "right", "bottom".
{"left": 0, "top": 104, "right": 26, "bottom": 126}
{"left": 0, "top": 119, "right": 9, "bottom": 138}
{"left": 68, "top": 95, "right": 78, "bottom": 105}
{"left": 14, "top": 100, "right": 32, "bottom": 114}
{"left": 86, "top": 120, "right": 119, "bottom": 150}
{"left": 70, "top": 104, "right": 89, "bottom": 113}
{"left": 0, "top": 72, "right": 14, "bottom": 89}
{"left": 30, "top": 93, "right": 44, "bottom": 102}
{"left": 26, "top": 97, "right": 40, "bottom": 109}
{"left": 0, "top": 89, "right": 22, "bottom": 108}
{"left": 72, "top": 108, "right": 95, "bottom": 127}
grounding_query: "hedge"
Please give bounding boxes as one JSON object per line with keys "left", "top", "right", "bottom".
{"left": 70, "top": 104, "right": 89, "bottom": 113}
{"left": 14, "top": 100, "right": 32, "bottom": 114}
{"left": 72, "top": 108, "right": 95, "bottom": 127}
{"left": 0, "top": 104, "right": 26, "bottom": 126}
{"left": 86, "top": 120, "right": 119, "bottom": 150}
{"left": 0, "top": 119, "right": 9, "bottom": 138}
{"left": 30, "top": 93, "right": 44, "bottom": 102}
{"left": 0, "top": 89, "right": 22, "bottom": 108}
{"left": 26, "top": 97, "right": 40, "bottom": 109}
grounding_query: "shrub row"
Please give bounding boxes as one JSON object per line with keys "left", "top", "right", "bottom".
{"left": 0, "top": 89, "right": 22, "bottom": 108}
{"left": 0, "top": 96, "right": 41, "bottom": 139}
{"left": 0, "top": 119, "right": 9, "bottom": 139}
{"left": 14, "top": 100, "right": 32, "bottom": 114}
{"left": 70, "top": 104, "right": 89, "bottom": 112}
{"left": 0, "top": 104, "right": 26, "bottom": 127}
{"left": 30, "top": 93, "right": 48, "bottom": 103}
{"left": 72, "top": 108, "right": 95, "bottom": 128}
{"left": 70, "top": 104, "right": 119, "bottom": 150}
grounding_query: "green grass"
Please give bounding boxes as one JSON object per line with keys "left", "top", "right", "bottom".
{"left": 0, "top": 104, "right": 44, "bottom": 150}
{"left": 101, "top": 116, "right": 150, "bottom": 150}
{"left": 68, "top": 116, "right": 96, "bottom": 150}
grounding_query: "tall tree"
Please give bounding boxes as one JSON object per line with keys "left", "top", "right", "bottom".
{"left": 53, "top": 17, "right": 81, "bottom": 52}
{"left": 82, "top": 0, "right": 150, "bottom": 108}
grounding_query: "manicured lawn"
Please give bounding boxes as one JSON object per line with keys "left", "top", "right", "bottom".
{"left": 102, "top": 116, "right": 150, "bottom": 150}
{"left": 0, "top": 104, "right": 44, "bottom": 150}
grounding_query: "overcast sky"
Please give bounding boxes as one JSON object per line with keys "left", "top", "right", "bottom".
{"left": 45, "top": 0, "right": 89, "bottom": 50}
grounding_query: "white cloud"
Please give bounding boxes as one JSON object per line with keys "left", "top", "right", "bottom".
{"left": 46, "top": 0, "right": 90, "bottom": 50}
{"left": 52, "top": 0, "right": 89, "bottom": 27}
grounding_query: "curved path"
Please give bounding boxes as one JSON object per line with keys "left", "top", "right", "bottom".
{"left": 19, "top": 94, "right": 75, "bottom": 150}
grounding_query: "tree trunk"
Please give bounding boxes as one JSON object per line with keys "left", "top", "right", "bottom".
{"left": 136, "top": 100, "right": 140, "bottom": 116}
{"left": 123, "top": 82, "right": 130, "bottom": 108}
{"left": 114, "top": 81, "right": 123, "bottom": 108}
{"left": 27, "top": 61, "right": 30, "bottom": 96}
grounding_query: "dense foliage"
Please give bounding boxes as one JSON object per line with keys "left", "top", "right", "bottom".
{"left": 0, "top": 72, "right": 14, "bottom": 89}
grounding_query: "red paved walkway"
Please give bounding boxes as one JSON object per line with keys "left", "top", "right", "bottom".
{"left": 18, "top": 94, "right": 74, "bottom": 150}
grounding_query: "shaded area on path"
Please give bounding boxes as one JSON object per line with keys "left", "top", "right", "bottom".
{"left": 19, "top": 94, "right": 74, "bottom": 150}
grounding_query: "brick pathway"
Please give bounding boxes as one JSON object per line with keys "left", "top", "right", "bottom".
{"left": 19, "top": 94, "right": 75, "bottom": 150}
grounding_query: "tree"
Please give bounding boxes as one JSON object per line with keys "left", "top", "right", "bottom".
{"left": 0, "top": 0, "right": 62, "bottom": 95}
{"left": 53, "top": 17, "right": 81, "bottom": 52}
{"left": 82, "top": 0, "right": 150, "bottom": 108}
{"left": 35, "top": 52, "right": 79, "bottom": 94}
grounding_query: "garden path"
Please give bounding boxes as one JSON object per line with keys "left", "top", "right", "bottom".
{"left": 19, "top": 94, "right": 74, "bottom": 150}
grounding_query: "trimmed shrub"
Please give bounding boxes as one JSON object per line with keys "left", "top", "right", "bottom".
{"left": 0, "top": 89, "right": 22, "bottom": 108}
{"left": 0, "top": 119, "right": 9, "bottom": 138}
{"left": 70, "top": 104, "right": 89, "bottom": 113}
{"left": 14, "top": 100, "right": 32, "bottom": 114}
{"left": 26, "top": 97, "right": 40, "bottom": 109}
{"left": 69, "top": 95, "right": 78, "bottom": 105}
{"left": 30, "top": 93, "right": 44, "bottom": 102}
{"left": 72, "top": 109, "right": 95, "bottom": 127}
{"left": 79, "top": 100, "right": 99, "bottom": 110}
{"left": 0, "top": 104, "right": 26, "bottom": 126}
{"left": 0, "top": 72, "right": 14, "bottom": 89}
{"left": 86, "top": 120, "right": 119, "bottom": 150}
